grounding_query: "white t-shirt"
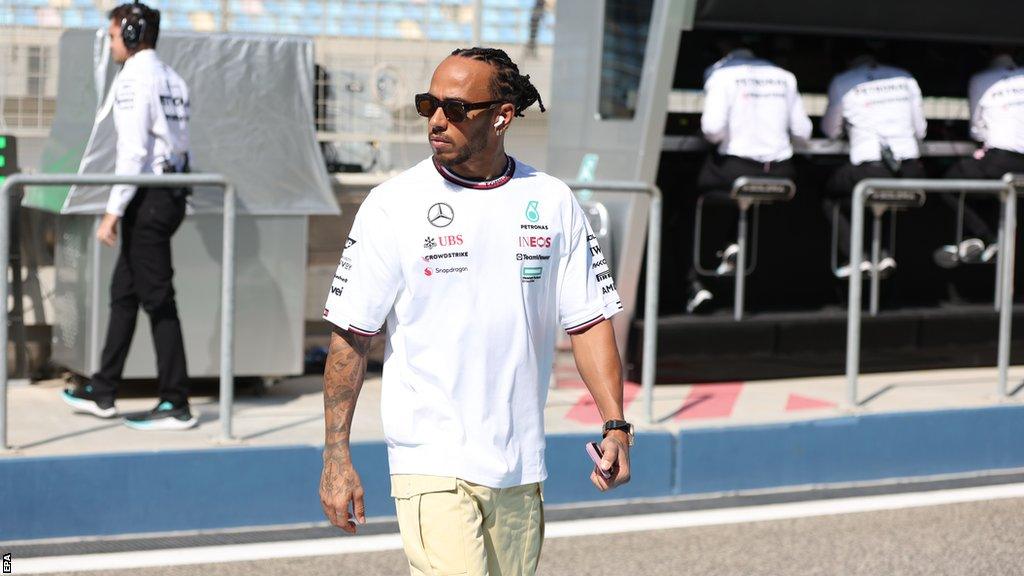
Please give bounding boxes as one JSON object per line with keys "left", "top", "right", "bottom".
{"left": 323, "top": 156, "right": 622, "bottom": 488}
{"left": 109, "top": 49, "right": 190, "bottom": 216}
{"left": 968, "top": 57, "right": 1024, "bottom": 154}
{"left": 821, "top": 64, "right": 927, "bottom": 165}
{"left": 700, "top": 50, "right": 812, "bottom": 163}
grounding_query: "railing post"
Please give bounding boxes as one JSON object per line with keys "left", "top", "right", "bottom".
{"left": 846, "top": 182, "right": 867, "bottom": 409}
{"left": 561, "top": 180, "right": 661, "bottom": 425}
{"left": 0, "top": 179, "right": 13, "bottom": 450}
{"left": 220, "top": 184, "right": 236, "bottom": 441}
{"left": 995, "top": 199, "right": 1006, "bottom": 312}
{"left": 869, "top": 208, "right": 883, "bottom": 316}
{"left": 734, "top": 203, "right": 748, "bottom": 321}
{"left": 997, "top": 178, "right": 1017, "bottom": 398}
{"left": 643, "top": 186, "right": 662, "bottom": 425}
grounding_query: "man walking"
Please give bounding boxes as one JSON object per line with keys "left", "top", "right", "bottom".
{"left": 61, "top": 2, "right": 195, "bottom": 430}
{"left": 320, "top": 47, "right": 633, "bottom": 575}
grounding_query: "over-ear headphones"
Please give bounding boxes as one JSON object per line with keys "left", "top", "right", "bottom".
{"left": 121, "top": 2, "right": 148, "bottom": 50}
{"left": 493, "top": 117, "right": 506, "bottom": 128}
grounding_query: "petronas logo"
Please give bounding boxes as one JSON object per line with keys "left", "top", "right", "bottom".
{"left": 525, "top": 200, "right": 540, "bottom": 222}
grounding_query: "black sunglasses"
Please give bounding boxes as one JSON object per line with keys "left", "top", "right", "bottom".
{"left": 415, "top": 93, "right": 504, "bottom": 123}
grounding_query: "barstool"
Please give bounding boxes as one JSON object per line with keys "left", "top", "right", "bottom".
{"left": 830, "top": 200, "right": 898, "bottom": 279}
{"left": 693, "top": 176, "right": 796, "bottom": 320}
{"left": 860, "top": 187, "right": 926, "bottom": 316}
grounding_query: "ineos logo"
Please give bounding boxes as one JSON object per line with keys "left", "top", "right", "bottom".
{"left": 427, "top": 203, "right": 454, "bottom": 228}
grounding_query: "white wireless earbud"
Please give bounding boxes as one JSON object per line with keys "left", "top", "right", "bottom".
{"left": 493, "top": 117, "right": 506, "bottom": 128}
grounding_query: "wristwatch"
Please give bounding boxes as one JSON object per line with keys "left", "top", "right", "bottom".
{"left": 602, "top": 420, "right": 635, "bottom": 446}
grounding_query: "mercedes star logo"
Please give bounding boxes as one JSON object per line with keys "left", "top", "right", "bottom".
{"left": 427, "top": 202, "right": 454, "bottom": 228}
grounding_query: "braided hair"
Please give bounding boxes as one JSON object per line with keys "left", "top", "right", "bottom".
{"left": 450, "top": 47, "right": 546, "bottom": 117}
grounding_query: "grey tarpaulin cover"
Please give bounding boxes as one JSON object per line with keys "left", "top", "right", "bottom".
{"left": 29, "top": 29, "right": 338, "bottom": 216}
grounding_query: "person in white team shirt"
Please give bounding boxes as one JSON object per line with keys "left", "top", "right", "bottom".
{"left": 319, "top": 47, "right": 632, "bottom": 575}
{"left": 821, "top": 53, "right": 927, "bottom": 278}
{"left": 933, "top": 51, "right": 1024, "bottom": 268}
{"left": 60, "top": 2, "right": 195, "bottom": 430}
{"left": 687, "top": 44, "right": 812, "bottom": 313}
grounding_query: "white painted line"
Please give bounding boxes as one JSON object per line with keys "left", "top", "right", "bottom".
{"left": 14, "top": 533, "right": 405, "bottom": 574}
{"left": 545, "top": 482, "right": 1024, "bottom": 538}
{"left": 16, "top": 483, "right": 1024, "bottom": 574}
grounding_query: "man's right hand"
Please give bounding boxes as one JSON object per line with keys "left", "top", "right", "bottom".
{"left": 96, "top": 213, "right": 120, "bottom": 247}
{"left": 320, "top": 448, "right": 366, "bottom": 534}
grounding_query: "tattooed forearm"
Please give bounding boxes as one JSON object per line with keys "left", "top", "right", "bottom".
{"left": 323, "top": 327, "right": 372, "bottom": 454}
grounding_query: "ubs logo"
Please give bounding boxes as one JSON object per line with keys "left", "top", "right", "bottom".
{"left": 427, "top": 203, "right": 454, "bottom": 228}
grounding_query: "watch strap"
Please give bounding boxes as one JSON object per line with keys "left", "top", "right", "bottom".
{"left": 602, "top": 419, "right": 635, "bottom": 446}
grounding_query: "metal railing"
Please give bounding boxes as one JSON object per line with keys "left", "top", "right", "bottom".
{"left": 845, "top": 175, "right": 1021, "bottom": 408}
{"left": 563, "top": 180, "right": 662, "bottom": 425}
{"left": 0, "top": 173, "right": 237, "bottom": 449}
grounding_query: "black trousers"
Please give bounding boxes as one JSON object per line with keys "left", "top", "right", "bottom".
{"left": 823, "top": 159, "right": 926, "bottom": 259}
{"left": 690, "top": 155, "right": 796, "bottom": 284}
{"left": 697, "top": 154, "right": 796, "bottom": 192}
{"left": 939, "top": 149, "right": 1024, "bottom": 244}
{"left": 91, "top": 187, "right": 189, "bottom": 407}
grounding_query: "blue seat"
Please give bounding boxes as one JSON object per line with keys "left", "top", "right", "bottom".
{"left": 378, "top": 21, "right": 403, "bottom": 39}
{"left": 281, "top": 2, "right": 307, "bottom": 18}
{"left": 63, "top": 8, "right": 85, "bottom": 27}
{"left": 231, "top": 14, "right": 252, "bottom": 31}
{"left": 14, "top": 8, "right": 37, "bottom": 26}
{"left": 324, "top": 19, "right": 343, "bottom": 35}
{"left": 326, "top": 3, "right": 344, "bottom": 18}
{"left": 398, "top": 4, "right": 426, "bottom": 19}
{"left": 280, "top": 18, "right": 303, "bottom": 34}
{"left": 175, "top": 0, "right": 207, "bottom": 12}
{"left": 251, "top": 15, "right": 275, "bottom": 32}
{"left": 261, "top": 1, "right": 286, "bottom": 16}
{"left": 379, "top": 5, "right": 404, "bottom": 19}
{"left": 169, "top": 12, "right": 191, "bottom": 30}
{"left": 79, "top": 9, "right": 105, "bottom": 28}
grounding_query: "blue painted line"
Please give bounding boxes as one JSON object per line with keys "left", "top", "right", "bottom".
{"left": 543, "top": 432, "right": 675, "bottom": 504}
{"left": 3, "top": 406, "right": 1024, "bottom": 541}
{"left": 0, "top": 443, "right": 393, "bottom": 541}
{"left": 676, "top": 405, "right": 1024, "bottom": 494}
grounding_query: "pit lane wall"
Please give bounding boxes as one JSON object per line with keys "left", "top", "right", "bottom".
{"left": 3, "top": 405, "right": 1024, "bottom": 541}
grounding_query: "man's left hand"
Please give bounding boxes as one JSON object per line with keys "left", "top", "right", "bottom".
{"left": 96, "top": 214, "right": 120, "bottom": 247}
{"left": 590, "top": 430, "right": 631, "bottom": 491}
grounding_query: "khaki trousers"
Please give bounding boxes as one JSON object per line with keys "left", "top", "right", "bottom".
{"left": 391, "top": 474, "right": 545, "bottom": 576}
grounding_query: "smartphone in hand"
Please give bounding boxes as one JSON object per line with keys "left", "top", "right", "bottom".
{"left": 586, "top": 441, "right": 612, "bottom": 479}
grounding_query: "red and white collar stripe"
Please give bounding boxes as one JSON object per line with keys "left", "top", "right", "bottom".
{"left": 433, "top": 155, "right": 516, "bottom": 189}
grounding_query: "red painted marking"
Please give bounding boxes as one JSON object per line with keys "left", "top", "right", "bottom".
{"left": 675, "top": 382, "right": 744, "bottom": 420}
{"left": 565, "top": 381, "right": 641, "bottom": 424}
{"left": 785, "top": 394, "right": 836, "bottom": 411}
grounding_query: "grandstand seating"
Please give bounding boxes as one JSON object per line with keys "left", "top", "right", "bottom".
{"left": 0, "top": 0, "right": 555, "bottom": 44}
